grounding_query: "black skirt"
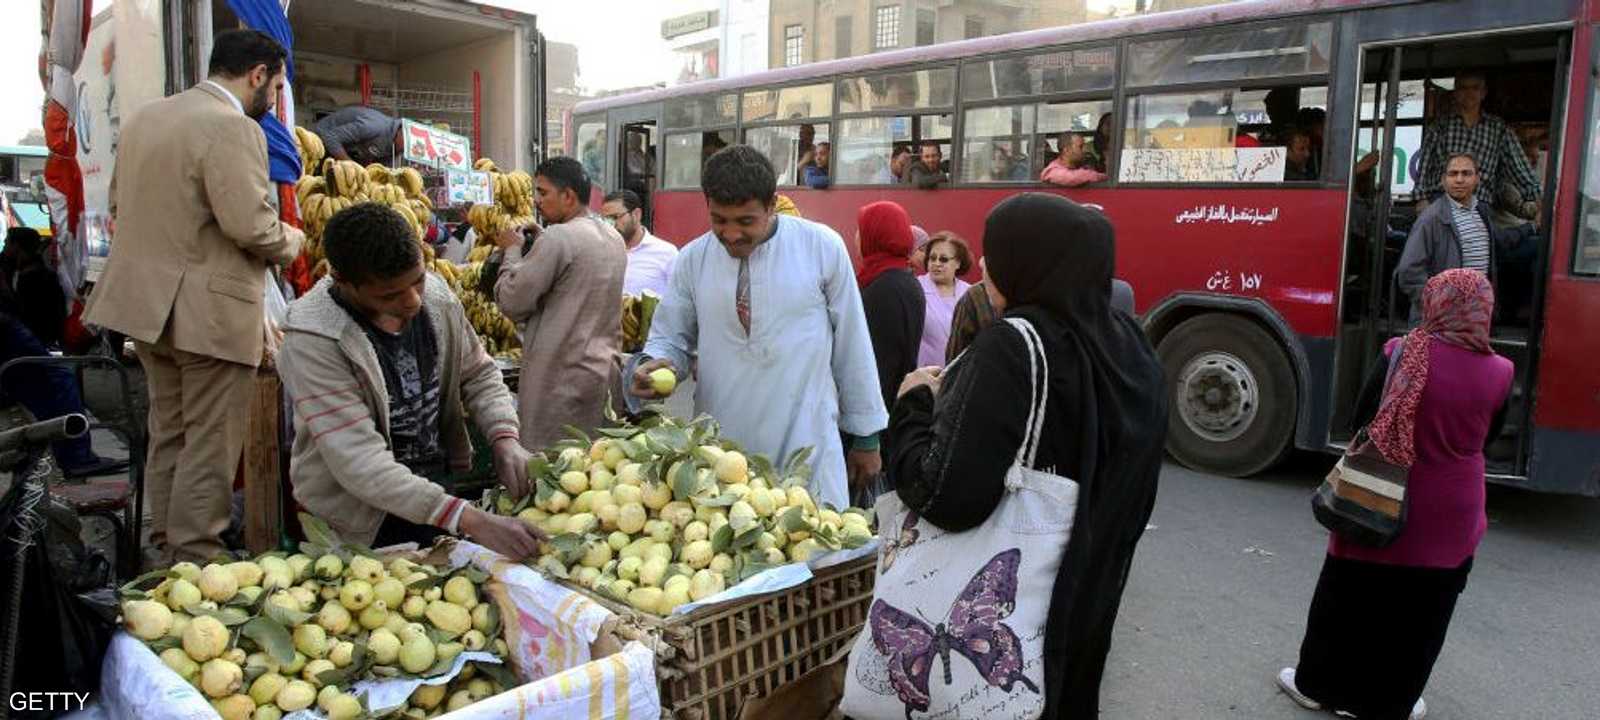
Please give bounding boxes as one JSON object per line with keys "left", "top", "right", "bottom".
{"left": 1294, "top": 554, "right": 1473, "bottom": 720}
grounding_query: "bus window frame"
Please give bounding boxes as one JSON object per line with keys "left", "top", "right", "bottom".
{"left": 663, "top": 93, "right": 739, "bottom": 131}
{"left": 1571, "top": 27, "right": 1600, "bottom": 278}
{"left": 825, "top": 62, "right": 960, "bottom": 189}
{"left": 742, "top": 121, "right": 834, "bottom": 188}
{"left": 740, "top": 80, "right": 836, "bottom": 125}
{"left": 958, "top": 44, "right": 1119, "bottom": 104}
{"left": 661, "top": 126, "right": 738, "bottom": 191}
{"left": 573, "top": 114, "right": 609, "bottom": 190}
{"left": 957, "top": 90, "right": 1119, "bottom": 187}
{"left": 1125, "top": 18, "right": 1336, "bottom": 89}
{"left": 1114, "top": 74, "right": 1338, "bottom": 189}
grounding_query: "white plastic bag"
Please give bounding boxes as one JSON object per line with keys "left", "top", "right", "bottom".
{"left": 841, "top": 319, "right": 1079, "bottom": 720}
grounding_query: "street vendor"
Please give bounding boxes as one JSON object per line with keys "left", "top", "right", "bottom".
{"left": 313, "top": 105, "right": 403, "bottom": 165}
{"left": 279, "top": 202, "right": 544, "bottom": 559}
{"left": 628, "top": 145, "right": 887, "bottom": 510}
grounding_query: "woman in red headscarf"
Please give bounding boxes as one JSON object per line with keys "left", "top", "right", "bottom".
{"left": 1279, "top": 269, "right": 1513, "bottom": 720}
{"left": 856, "top": 201, "right": 925, "bottom": 429}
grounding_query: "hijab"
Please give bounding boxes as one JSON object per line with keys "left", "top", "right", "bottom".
{"left": 981, "top": 193, "right": 1167, "bottom": 716}
{"left": 855, "top": 200, "right": 915, "bottom": 289}
{"left": 1367, "top": 269, "right": 1494, "bottom": 466}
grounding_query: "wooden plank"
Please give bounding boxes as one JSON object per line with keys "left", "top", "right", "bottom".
{"left": 243, "top": 370, "right": 283, "bottom": 554}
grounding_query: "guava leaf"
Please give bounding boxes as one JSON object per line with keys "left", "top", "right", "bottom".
{"left": 562, "top": 425, "right": 592, "bottom": 445}
{"left": 711, "top": 524, "right": 734, "bottom": 554}
{"left": 731, "top": 526, "right": 764, "bottom": 551}
{"left": 263, "top": 603, "right": 313, "bottom": 628}
{"left": 671, "top": 460, "right": 700, "bottom": 502}
{"left": 473, "top": 660, "right": 519, "bottom": 690}
{"left": 778, "top": 506, "right": 809, "bottom": 535}
{"left": 298, "top": 513, "right": 342, "bottom": 550}
{"left": 241, "top": 616, "right": 296, "bottom": 665}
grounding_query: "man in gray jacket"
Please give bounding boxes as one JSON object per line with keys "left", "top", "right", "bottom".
{"left": 1395, "top": 152, "right": 1536, "bottom": 323}
{"left": 280, "top": 203, "right": 544, "bottom": 557}
{"left": 314, "top": 105, "right": 403, "bottom": 165}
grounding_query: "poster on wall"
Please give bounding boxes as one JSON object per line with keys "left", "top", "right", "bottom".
{"left": 403, "top": 120, "right": 473, "bottom": 172}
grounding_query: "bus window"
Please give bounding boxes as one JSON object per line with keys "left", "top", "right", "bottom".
{"left": 837, "top": 67, "right": 956, "bottom": 113}
{"left": 961, "top": 46, "right": 1116, "bottom": 102}
{"left": 746, "top": 124, "right": 831, "bottom": 187}
{"left": 1121, "top": 85, "right": 1326, "bottom": 183}
{"left": 837, "top": 114, "right": 953, "bottom": 184}
{"left": 663, "top": 130, "right": 736, "bottom": 189}
{"left": 664, "top": 94, "right": 738, "bottom": 130}
{"left": 1036, "top": 99, "right": 1115, "bottom": 178}
{"left": 961, "top": 105, "right": 1034, "bottom": 183}
{"left": 742, "top": 83, "right": 834, "bottom": 123}
{"left": 1579, "top": 79, "right": 1600, "bottom": 276}
{"left": 575, "top": 120, "right": 606, "bottom": 189}
{"left": 1127, "top": 21, "right": 1332, "bottom": 87}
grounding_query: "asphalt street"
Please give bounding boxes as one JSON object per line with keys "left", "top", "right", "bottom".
{"left": 1100, "top": 454, "right": 1600, "bottom": 719}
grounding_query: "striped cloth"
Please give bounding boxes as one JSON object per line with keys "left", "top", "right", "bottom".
{"left": 1448, "top": 197, "right": 1491, "bottom": 274}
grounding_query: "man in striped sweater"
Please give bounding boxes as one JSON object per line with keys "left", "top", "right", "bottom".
{"left": 1395, "top": 152, "right": 1537, "bottom": 324}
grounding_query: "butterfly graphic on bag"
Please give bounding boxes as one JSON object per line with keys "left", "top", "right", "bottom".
{"left": 868, "top": 548, "right": 1040, "bottom": 716}
{"left": 878, "top": 511, "right": 922, "bottom": 575}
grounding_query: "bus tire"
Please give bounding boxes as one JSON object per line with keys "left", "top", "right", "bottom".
{"left": 1157, "top": 314, "right": 1298, "bottom": 477}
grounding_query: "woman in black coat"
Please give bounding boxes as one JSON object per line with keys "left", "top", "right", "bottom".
{"left": 890, "top": 193, "right": 1167, "bottom": 719}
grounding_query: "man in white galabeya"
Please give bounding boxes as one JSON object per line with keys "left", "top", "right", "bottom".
{"left": 85, "top": 29, "right": 304, "bottom": 564}
{"left": 628, "top": 145, "right": 887, "bottom": 510}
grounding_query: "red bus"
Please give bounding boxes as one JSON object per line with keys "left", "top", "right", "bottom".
{"left": 569, "top": 0, "right": 1600, "bottom": 496}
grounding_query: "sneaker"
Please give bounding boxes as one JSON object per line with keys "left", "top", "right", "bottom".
{"left": 1411, "top": 698, "right": 1427, "bottom": 720}
{"left": 1276, "top": 668, "right": 1323, "bottom": 711}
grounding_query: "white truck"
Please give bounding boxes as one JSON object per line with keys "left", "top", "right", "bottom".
{"left": 77, "top": 0, "right": 547, "bottom": 276}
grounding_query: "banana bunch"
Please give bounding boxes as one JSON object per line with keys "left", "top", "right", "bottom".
{"left": 293, "top": 126, "right": 325, "bottom": 175}
{"left": 396, "top": 167, "right": 426, "bottom": 198}
{"left": 620, "top": 292, "right": 661, "bottom": 353}
{"left": 493, "top": 171, "right": 535, "bottom": 217}
{"left": 466, "top": 244, "right": 494, "bottom": 265}
{"left": 465, "top": 160, "right": 535, "bottom": 243}
{"left": 365, "top": 163, "right": 393, "bottom": 186}
{"left": 457, "top": 285, "right": 521, "bottom": 357}
{"left": 323, "top": 159, "right": 371, "bottom": 199}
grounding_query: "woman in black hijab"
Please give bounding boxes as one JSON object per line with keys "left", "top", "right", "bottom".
{"left": 889, "top": 193, "right": 1167, "bottom": 719}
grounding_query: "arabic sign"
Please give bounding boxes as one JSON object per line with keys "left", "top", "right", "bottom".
{"left": 446, "top": 170, "right": 493, "bottom": 206}
{"left": 662, "top": 10, "right": 717, "bottom": 39}
{"left": 402, "top": 120, "right": 472, "bottom": 172}
{"left": 1119, "top": 147, "right": 1286, "bottom": 184}
{"left": 1175, "top": 204, "right": 1281, "bottom": 226}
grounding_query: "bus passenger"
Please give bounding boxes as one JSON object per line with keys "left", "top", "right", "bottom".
{"left": 875, "top": 144, "right": 913, "bottom": 184}
{"left": 1040, "top": 134, "right": 1108, "bottom": 187}
{"left": 1416, "top": 72, "right": 1542, "bottom": 214}
{"left": 1395, "top": 152, "right": 1535, "bottom": 323}
{"left": 802, "top": 142, "right": 832, "bottom": 189}
{"left": 906, "top": 141, "right": 949, "bottom": 189}
{"left": 628, "top": 145, "right": 887, "bottom": 511}
{"left": 1284, "top": 127, "right": 1317, "bottom": 181}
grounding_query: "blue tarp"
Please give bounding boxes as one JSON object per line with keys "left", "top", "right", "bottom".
{"left": 226, "top": 0, "right": 301, "bottom": 183}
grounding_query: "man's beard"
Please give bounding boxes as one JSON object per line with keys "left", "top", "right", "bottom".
{"left": 245, "top": 83, "right": 273, "bottom": 120}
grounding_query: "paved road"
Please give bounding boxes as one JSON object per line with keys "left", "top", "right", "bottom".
{"left": 1100, "top": 455, "right": 1600, "bottom": 719}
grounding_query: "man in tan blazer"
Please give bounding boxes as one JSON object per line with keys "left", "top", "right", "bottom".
{"left": 85, "top": 30, "right": 303, "bottom": 563}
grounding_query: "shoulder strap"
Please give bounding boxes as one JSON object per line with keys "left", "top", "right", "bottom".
{"left": 1003, "top": 317, "right": 1050, "bottom": 469}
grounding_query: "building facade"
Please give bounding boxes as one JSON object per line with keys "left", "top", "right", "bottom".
{"left": 664, "top": 0, "right": 772, "bottom": 84}
{"left": 768, "top": 0, "right": 1087, "bottom": 68}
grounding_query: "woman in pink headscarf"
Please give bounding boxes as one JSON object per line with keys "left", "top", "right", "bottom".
{"left": 1278, "top": 269, "right": 1512, "bottom": 720}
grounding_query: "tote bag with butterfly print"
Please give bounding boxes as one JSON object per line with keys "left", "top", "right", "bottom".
{"left": 841, "top": 318, "right": 1079, "bottom": 720}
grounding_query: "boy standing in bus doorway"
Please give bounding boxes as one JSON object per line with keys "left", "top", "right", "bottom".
{"left": 493, "top": 157, "right": 627, "bottom": 450}
{"left": 626, "top": 145, "right": 887, "bottom": 511}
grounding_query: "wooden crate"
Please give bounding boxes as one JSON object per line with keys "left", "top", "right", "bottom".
{"left": 590, "top": 555, "right": 876, "bottom": 720}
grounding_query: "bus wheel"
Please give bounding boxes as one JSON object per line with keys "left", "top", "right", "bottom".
{"left": 1157, "top": 314, "right": 1298, "bottom": 477}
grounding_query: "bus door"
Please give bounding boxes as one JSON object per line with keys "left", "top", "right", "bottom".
{"left": 610, "top": 104, "right": 660, "bottom": 227}
{"left": 1334, "top": 30, "right": 1571, "bottom": 483}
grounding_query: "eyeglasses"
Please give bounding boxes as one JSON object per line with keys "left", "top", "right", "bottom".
{"left": 928, "top": 255, "right": 955, "bottom": 264}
